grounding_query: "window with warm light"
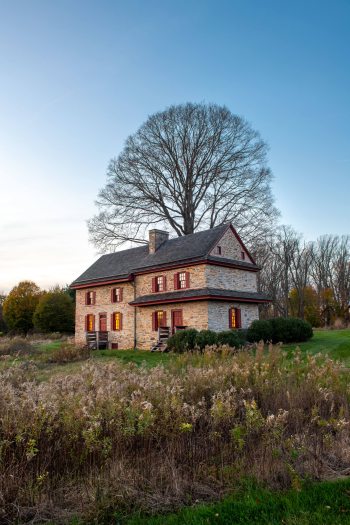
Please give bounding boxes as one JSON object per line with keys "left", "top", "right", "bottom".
{"left": 153, "top": 310, "right": 166, "bottom": 331}
{"left": 229, "top": 307, "right": 241, "bottom": 329}
{"left": 86, "top": 314, "right": 94, "bottom": 331}
{"left": 112, "top": 312, "right": 122, "bottom": 331}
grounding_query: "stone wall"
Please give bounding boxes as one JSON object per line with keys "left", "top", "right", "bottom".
{"left": 75, "top": 284, "right": 135, "bottom": 348}
{"left": 136, "top": 301, "right": 209, "bottom": 349}
{"left": 136, "top": 264, "right": 207, "bottom": 296}
{"left": 205, "top": 265, "right": 257, "bottom": 292}
{"left": 208, "top": 301, "right": 259, "bottom": 331}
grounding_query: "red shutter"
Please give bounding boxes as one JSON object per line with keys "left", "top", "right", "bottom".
{"left": 111, "top": 313, "right": 114, "bottom": 330}
{"left": 85, "top": 315, "right": 88, "bottom": 331}
{"left": 152, "top": 312, "right": 156, "bottom": 331}
{"left": 235, "top": 308, "right": 241, "bottom": 329}
{"left": 93, "top": 291, "right": 96, "bottom": 305}
{"left": 119, "top": 288, "right": 123, "bottom": 302}
{"left": 152, "top": 277, "right": 156, "bottom": 292}
{"left": 228, "top": 308, "right": 233, "bottom": 329}
{"left": 174, "top": 273, "right": 179, "bottom": 290}
{"left": 92, "top": 315, "right": 95, "bottom": 331}
{"left": 185, "top": 271, "right": 190, "bottom": 288}
{"left": 85, "top": 292, "right": 88, "bottom": 305}
{"left": 111, "top": 289, "right": 115, "bottom": 303}
{"left": 162, "top": 311, "right": 167, "bottom": 327}
{"left": 163, "top": 276, "right": 167, "bottom": 291}
{"left": 119, "top": 313, "right": 123, "bottom": 331}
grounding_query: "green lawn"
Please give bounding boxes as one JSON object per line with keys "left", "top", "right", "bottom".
{"left": 120, "top": 479, "right": 350, "bottom": 525}
{"left": 282, "top": 329, "right": 350, "bottom": 366}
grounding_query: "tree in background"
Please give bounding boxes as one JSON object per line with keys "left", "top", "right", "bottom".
{"left": 33, "top": 287, "right": 75, "bottom": 333}
{"left": 89, "top": 102, "right": 279, "bottom": 251}
{"left": 3, "top": 281, "right": 41, "bottom": 334}
{"left": 0, "top": 293, "right": 7, "bottom": 333}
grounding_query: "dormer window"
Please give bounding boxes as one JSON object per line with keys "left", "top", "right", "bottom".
{"left": 111, "top": 287, "right": 123, "bottom": 303}
{"left": 215, "top": 246, "right": 222, "bottom": 255}
{"left": 85, "top": 291, "right": 96, "bottom": 305}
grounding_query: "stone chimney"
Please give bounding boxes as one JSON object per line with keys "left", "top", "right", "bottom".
{"left": 149, "top": 229, "right": 169, "bottom": 254}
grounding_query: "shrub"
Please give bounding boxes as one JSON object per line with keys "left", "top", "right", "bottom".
{"left": 247, "top": 317, "right": 313, "bottom": 344}
{"left": 0, "top": 337, "right": 35, "bottom": 357}
{"left": 167, "top": 329, "right": 198, "bottom": 353}
{"left": 49, "top": 344, "right": 90, "bottom": 363}
{"left": 247, "top": 320, "right": 273, "bottom": 343}
{"left": 217, "top": 330, "right": 246, "bottom": 348}
{"left": 195, "top": 330, "right": 218, "bottom": 350}
{"left": 168, "top": 329, "right": 247, "bottom": 353}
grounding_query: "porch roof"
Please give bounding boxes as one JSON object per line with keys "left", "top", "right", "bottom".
{"left": 129, "top": 288, "right": 271, "bottom": 306}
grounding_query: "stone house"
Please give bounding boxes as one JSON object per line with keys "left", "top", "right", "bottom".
{"left": 71, "top": 223, "right": 270, "bottom": 350}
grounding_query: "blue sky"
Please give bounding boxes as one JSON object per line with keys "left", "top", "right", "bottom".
{"left": 0, "top": 0, "right": 349, "bottom": 292}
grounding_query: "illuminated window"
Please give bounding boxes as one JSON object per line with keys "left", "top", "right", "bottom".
{"left": 153, "top": 310, "right": 166, "bottom": 331}
{"left": 112, "top": 312, "right": 122, "bottom": 331}
{"left": 86, "top": 314, "right": 94, "bottom": 331}
{"left": 229, "top": 308, "right": 241, "bottom": 329}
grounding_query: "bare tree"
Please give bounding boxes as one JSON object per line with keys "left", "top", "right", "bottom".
{"left": 89, "top": 102, "right": 279, "bottom": 250}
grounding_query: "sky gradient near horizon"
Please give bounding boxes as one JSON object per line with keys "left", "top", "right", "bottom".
{"left": 0, "top": 0, "right": 349, "bottom": 293}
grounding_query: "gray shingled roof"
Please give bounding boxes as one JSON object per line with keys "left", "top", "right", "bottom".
{"left": 72, "top": 224, "right": 259, "bottom": 286}
{"left": 130, "top": 288, "right": 270, "bottom": 305}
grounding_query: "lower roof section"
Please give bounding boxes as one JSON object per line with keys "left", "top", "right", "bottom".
{"left": 129, "top": 287, "right": 271, "bottom": 307}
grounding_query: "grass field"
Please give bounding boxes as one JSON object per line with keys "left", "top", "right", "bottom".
{"left": 1, "top": 329, "right": 350, "bottom": 381}
{"left": 122, "top": 478, "right": 350, "bottom": 525}
{"left": 283, "top": 328, "right": 350, "bottom": 366}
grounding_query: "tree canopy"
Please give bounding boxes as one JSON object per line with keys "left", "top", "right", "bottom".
{"left": 89, "top": 102, "right": 279, "bottom": 250}
{"left": 33, "top": 288, "right": 75, "bottom": 333}
{"left": 3, "top": 281, "right": 41, "bottom": 334}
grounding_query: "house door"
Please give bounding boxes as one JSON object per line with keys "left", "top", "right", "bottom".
{"left": 99, "top": 313, "right": 107, "bottom": 331}
{"left": 171, "top": 309, "right": 183, "bottom": 334}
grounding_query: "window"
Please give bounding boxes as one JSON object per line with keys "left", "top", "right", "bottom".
{"left": 241, "top": 251, "right": 245, "bottom": 260}
{"left": 216, "top": 245, "right": 222, "bottom": 255}
{"left": 229, "top": 307, "right": 241, "bottom": 329}
{"left": 111, "top": 287, "right": 123, "bottom": 303}
{"left": 174, "top": 271, "right": 190, "bottom": 289}
{"left": 152, "top": 310, "right": 167, "bottom": 331}
{"left": 152, "top": 275, "right": 167, "bottom": 292}
{"left": 85, "top": 291, "right": 96, "bottom": 305}
{"left": 85, "top": 314, "right": 95, "bottom": 331}
{"left": 111, "top": 312, "right": 123, "bottom": 331}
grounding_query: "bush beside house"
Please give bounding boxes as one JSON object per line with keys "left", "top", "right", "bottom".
{"left": 247, "top": 317, "right": 313, "bottom": 344}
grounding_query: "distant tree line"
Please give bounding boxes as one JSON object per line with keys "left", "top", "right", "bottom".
{"left": 1, "top": 282, "right": 75, "bottom": 335}
{"left": 257, "top": 227, "right": 350, "bottom": 326}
